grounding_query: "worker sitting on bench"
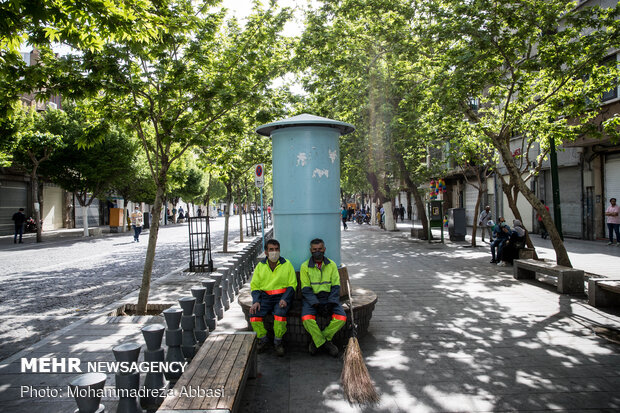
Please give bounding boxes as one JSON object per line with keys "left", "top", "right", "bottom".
{"left": 300, "top": 238, "right": 346, "bottom": 357}
{"left": 249, "top": 239, "right": 297, "bottom": 356}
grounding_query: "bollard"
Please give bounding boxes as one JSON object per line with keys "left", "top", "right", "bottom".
{"left": 228, "top": 259, "right": 241, "bottom": 295}
{"left": 179, "top": 297, "right": 197, "bottom": 360}
{"left": 140, "top": 324, "right": 167, "bottom": 412}
{"left": 190, "top": 286, "right": 209, "bottom": 344}
{"left": 163, "top": 307, "right": 184, "bottom": 382}
{"left": 220, "top": 276, "right": 231, "bottom": 311}
{"left": 220, "top": 264, "right": 236, "bottom": 299}
{"left": 208, "top": 273, "right": 224, "bottom": 320}
{"left": 233, "top": 254, "right": 245, "bottom": 287}
{"left": 112, "top": 342, "right": 143, "bottom": 413}
{"left": 70, "top": 372, "right": 107, "bottom": 413}
{"left": 201, "top": 278, "right": 217, "bottom": 331}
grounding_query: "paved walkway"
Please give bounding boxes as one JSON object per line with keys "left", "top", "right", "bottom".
{"left": 241, "top": 223, "right": 620, "bottom": 412}
{"left": 1, "top": 222, "right": 619, "bottom": 412}
{"left": 0, "top": 218, "right": 247, "bottom": 361}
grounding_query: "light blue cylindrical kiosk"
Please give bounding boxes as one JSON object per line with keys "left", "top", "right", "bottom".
{"left": 256, "top": 114, "right": 355, "bottom": 271}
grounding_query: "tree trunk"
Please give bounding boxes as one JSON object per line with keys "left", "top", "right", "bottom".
{"left": 64, "top": 191, "right": 73, "bottom": 229}
{"left": 82, "top": 203, "right": 89, "bottom": 237}
{"left": 222, "top": 183, "right": 232, "bottom": 253}
{"left": 136, "top": 183, "right": 165, "bottom": 315}
{"left": 384, "top": 201, "right": 396, "bottom": 231}
{"left": 406, "top": 191, "right": 412, "bottom": 220}
{"left": 471, "top": 184, "right": 483, "bottom": 248}
{"left": 238, "top": 187, "right": 244, "bottom": 243}
{"left": 366, "top": 171, "right": 389, "bottom": 228}
{"left": 395, "top": 153, "right": 428, "bottom": 234}
{"left": 495, "top": 138, "right": 571, "bottom": 266}
{"left": 30, "top": 171, "right": 43, "bottom": 243}
{"left": 411, "top": 188, "right": 429, "bottom": 236}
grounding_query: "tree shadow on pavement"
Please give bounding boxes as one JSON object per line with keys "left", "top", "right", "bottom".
{"left": 241, "top": 225, "right": 620, "bottom": 412}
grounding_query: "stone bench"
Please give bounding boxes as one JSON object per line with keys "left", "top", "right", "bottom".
{"left": 513, "top": 259, "right": 584, "bottom": 294}
{"left": 158, "top": 332, "right": 257, "bottom": 413}
{"left": 88, "top": 227, "right": 103, "bottom": 237}
{"left": 588, "top": 278, "right": 620, "bottom": 308}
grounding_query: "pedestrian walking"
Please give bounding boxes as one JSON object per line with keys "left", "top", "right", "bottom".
{"left": 478, "top": 205, "right": 493, "bottom": 242}
{"left": 11, "top": 207, "right": 26, "bottom": 244}
{"left": 341, "top": 206, "right": 348, "bottom": 230}
{"left": 130, "top": 206, "right": 143, "bottom": 242}
{"left": 605, "top": 197, "right": 620, "bottom": 246}
{"left": 407, "top": 204, "right": 412, "bottom": 221}
{"left": 399, "top": 204, "right": 405, "bottom": 222}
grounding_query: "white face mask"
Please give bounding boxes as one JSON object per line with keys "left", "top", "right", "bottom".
{"left": 268, "top": 251, "right": 280, "bottom": 262}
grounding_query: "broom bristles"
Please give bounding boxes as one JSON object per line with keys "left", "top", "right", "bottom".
{"left": 341, "top": 337, "right": 380, "bottom": 405}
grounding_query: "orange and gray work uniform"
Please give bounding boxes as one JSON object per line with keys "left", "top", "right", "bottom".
{"left": 300, "top": 257, "right": 346, "bottom": 348}
{"left": 249, "top": 257, "right": 297, "bottom": 340}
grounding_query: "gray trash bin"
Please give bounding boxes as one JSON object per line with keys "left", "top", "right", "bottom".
{"left": 448, "top": 208, "right": 466, "bottom": 241}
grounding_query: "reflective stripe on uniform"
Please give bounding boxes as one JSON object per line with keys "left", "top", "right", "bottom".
{"left": 250, "top": 317, "right": 263, "bottom": 323}
{"left": 265, "top": 288, "right": 287, "bottom": 295}
{"left": 332, "top": 314, "right": 346, "bottom": 321}
{"left": 274, "top": 315, "right": 286, "bottom": 322}
{"left": 301, "top": 314, "right": 316, "bottom": 322}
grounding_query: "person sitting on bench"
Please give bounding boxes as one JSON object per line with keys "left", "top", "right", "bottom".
{"left": 249, "top": 239, "right": 297, "bottom": 356}
{"left": 498, "top": 219, "right": 527, "bottom": 266}
{"left": 300, "top": 238, "right": 346, "bottom": 357}
{"left": 490, "top": 217, "right": 511, "bottom": 264}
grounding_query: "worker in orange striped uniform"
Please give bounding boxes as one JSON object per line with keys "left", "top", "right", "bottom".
{"left": 300, "top": 238, "right": 346, "bottom": 357}
{"left": 249, "top": 239, "right": 297, "bottom": 356}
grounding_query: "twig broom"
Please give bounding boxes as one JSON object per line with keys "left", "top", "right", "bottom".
{"left": 341, "top": 279, "right": 379, "bottom": 405}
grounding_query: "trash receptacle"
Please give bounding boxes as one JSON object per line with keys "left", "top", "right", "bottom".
{"left": 448, "top": 208, "right": 466, "bottom": 241}
{"left": 143, "top": 212, "right": 150, "bottom": 229}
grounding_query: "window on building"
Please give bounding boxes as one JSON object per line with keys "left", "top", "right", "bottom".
{"left": 468, "top": 97, "right": 479, "bottom": 112}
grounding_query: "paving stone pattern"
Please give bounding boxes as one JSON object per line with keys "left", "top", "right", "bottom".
{"left": 0, "top": 219, "right": 241, "bottom": 361}
{"left": 239, "top": 224, "right": 620, "bottom": 412}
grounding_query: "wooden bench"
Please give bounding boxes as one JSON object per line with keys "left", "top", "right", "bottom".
{"left": 588, "top": 278, "right": 620, "bottom": 308}
{"left": 513, "top": 259, "right": 584, "bottom": 294}
{"left": 158, "top": 332, "right": 257, "bottom": 413}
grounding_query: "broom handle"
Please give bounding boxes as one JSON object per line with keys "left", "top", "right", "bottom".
{"left": 346, "top": 279, "right": 356, "bottom": 331}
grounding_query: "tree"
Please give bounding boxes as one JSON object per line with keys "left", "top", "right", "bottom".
{"left": 66, "top": 0, "right": 292, "bottom": 314}
{"left": 444, "top": 122, "right": 497, "bottom": 248}
{"left": 205, "top": 111, "right": 273, "bottom": 251}
{"left": 420, "top": 0, "right": 620, "bottom": 266}
{"left": 297, "top": 1, "right": 405, "bottom": 229}
{"left": 10, "top": 107, "right": 63, "bottom": 242}
{"left": 0, "top": 0, "right": 159, "bottom": 119}
{"left": 42, "top": 103, "right": 138, "bottom": 236}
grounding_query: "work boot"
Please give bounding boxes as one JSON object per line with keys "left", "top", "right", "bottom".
{"left": 323, "top": 341, "right": 339, "bottom": 358}
{"left": 257, "top": 337, "right": 269, "bottom": 353}
{"left": 274, "top": 340, "right": 285, "bottom": 357}
{"left": 308, "top": 340, "right": 318, "bottom": 356}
